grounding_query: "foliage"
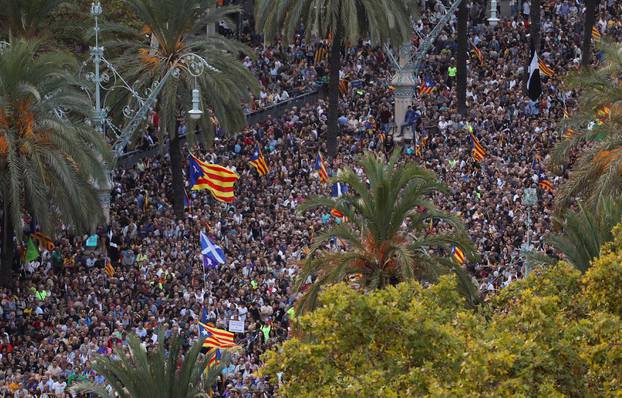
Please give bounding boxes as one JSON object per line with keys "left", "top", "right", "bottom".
{"left": 0, "top": 0, "right": 95, "bottom": 49}
{"left": 106, "top": 0, "right": 258, "bottom": 217}
{"left": 107, "top": 0, "right": 258, "bottom": 145}
{"left": 296, "top": 151, "right": 479, "bottom": 312}
{"left": 255, "top": 0, "right": 415, "bottom": 47}
{"left": 72, "top": 332, "right": 229, "bottom": 398}
{"left": 262, "top": 257, "right": 622, "bottom": 397}
{"left": 583, "top": 224, "right": 622, "bottom": 318}
{"left": 0, "top": 0, "right": 65, "bottom": 40}
{"left": 529, "top": 194, "right": 622, "bottom": 272}
{"left": 0, "top": 39, "right": 111, "bottom": 236}
{"left": 551, "top": 41, "right": 622, "bottom": 210}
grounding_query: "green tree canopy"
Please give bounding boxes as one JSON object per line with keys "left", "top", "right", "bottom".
{"left": 296, "top": 150, "right": 478, "bottom": 312}
{"left": 262, "top": 228, "right": 622, "bottom": 396}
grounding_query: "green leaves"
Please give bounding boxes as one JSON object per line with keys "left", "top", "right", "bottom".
{"left": 0, "top": 39, "right": 111, "bottom": 238}
{"left": 552, "top": 41, "right": 622, "bottom": 210}
{"left": 72, "top": 331, "right": 228, "bottom": 398}
{"left": 263, "top": 260, "right": 622, "bottom": 397}
{"left": 256, "top": 0, "right": 417, "bottom": 47}
{"left": 296, "top": 151, "right": 478, "bottom": 312}
{"left": 106, "top": 0, "right": 258, "bottom": 145}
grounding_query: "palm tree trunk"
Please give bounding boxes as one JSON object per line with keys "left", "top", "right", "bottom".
{"left": 0, "top": 200, "right": 14, "bottom": 286}
{"left": 456, "top": 0, "right": 468, "bottom": 116}
{"left": 530, "top": 0, "right": 541, "bottom": 53}
{"left": 169, "top": 119, "right": 185, "bottom": 219}
{"left": 581, "top": 0, "right": 599, "bottom": 68}
{"left": 326, "top": 24, "right": 343, "bottom": 158}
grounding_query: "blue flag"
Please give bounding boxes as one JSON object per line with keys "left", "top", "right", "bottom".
{"left": 331, "top": 182, "right": 348, "bottom": 198}
{"left": 200, "top": 231, "right": 225, "bottom": 269}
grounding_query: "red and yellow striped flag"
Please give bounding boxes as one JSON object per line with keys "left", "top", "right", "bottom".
{"left": 468, "top": 131, "right": 486, "bottom": 162}
{"left": 452, "top": 246, "right": 466, "bottom": 265}
{"left": 189, "top": 154, "right": 240, "bottom": 203}
{"left": 592, "top": 26, "right": 602, "bottom": 41}
{"left": 104, "top": 258, "right": 115, "bottom": 277}
{"left": 538, "top": 59, "right": 554, "bottom": 78}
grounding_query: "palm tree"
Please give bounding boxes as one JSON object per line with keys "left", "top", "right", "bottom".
{"left": 550, "top": 41, "right": 622, "bottom": 211}
{"left": 72, "top": 332, "right": 230, "bottom": 398}
{"left": 529, "top": 195, "right": 622, "bottom": 273}
{"left": 0, "top": 0, "right": 64, "bottom": 40}
{"left": 255, "top": 0, "right": 416, "bottom": 157}
{"left": 581, "top": 0, "right": 600, "bottom": 68}
{"left": 296, "top": 151, "right": 479, "bottom": 312}
{"left": 108, "top": 0, "right": 258, "bottom": 218}
{"left": 0, "top": 39, "right": 111, "bottom": 284}
{"left": 456, "top": 0, "right": 468, "bottom": 115}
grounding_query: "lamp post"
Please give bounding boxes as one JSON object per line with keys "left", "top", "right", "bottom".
{"left": 87, "top": 2, "right": 213, "bottom": 222}
{"left": 520, "top": 187, "right": 538, "bottom": 276}
{"left": 90, "top": 1, "right": 106, "bottom": 133}
{"left": 488, "top": 0, "right": 500, "bottom": 26}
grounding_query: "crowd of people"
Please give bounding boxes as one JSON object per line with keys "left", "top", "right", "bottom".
{"left": 2, "top": 0, "right": 622, "bottom": 396}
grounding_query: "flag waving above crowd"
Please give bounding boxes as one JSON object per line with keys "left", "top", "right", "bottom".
{"left": 188, "top": 154, "right": 239, "bottom": 203}
{"left": 200, "top": 231, "right": 226, "bottom": 269}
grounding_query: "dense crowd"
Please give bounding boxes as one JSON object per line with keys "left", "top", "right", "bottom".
{"left": 2, "top": 0, "right": 622, "bottom": 396}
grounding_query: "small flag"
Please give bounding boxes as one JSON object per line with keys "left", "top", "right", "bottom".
{"left": 468, "top": 131, "right": 486, "bottom": 162}
{"left": 330, "top": 208, "right": 344, "bottom": 218}
{"left": 248, "top": 145, "right": 269, "bottom": 176}
{"left": 527, "top": 51, "right": 542, "bottom": 101}
{"left": 184, "top": 189, "right": 192, "bottom": 211}
{"left": 314, "top": 45, "right": 328, "bottom": 64}
{"left": 331, "top": 182, "right": 348, "bottom": 198}
{"left": 205, "top": 324, "right": 235, "bottom": 346}
{"left": 104, "top": 258, "right": 115, "bottom": 277}
{"left": 25, "top": 238, "right": 39, "bottom": 263}
{"left": 188, "top": 154, "right": 239, "bottom": 203}
{"left": 470, "top": 41, "right": 484, "bottom": 65}
{"left": 418, "top": 76, "right": 435, "bottom": 96}
{"left": 197, "top": 307, "right": 236, "bottom": 355}
{"left": 198, "top": 319, "right": 237, "bottom": 349}
{"left": 338, "top": 79, "right": 349, "bottom": 96}
{"left": 315, "top": 153, "right": 329, "bottom": 184}
{"left": 206, "top": 347, "right": 222, "bottom": 369}
{"left": 200, "top": 231, "right": 225, "bottom": 269}
{"left": 539, "top": 178, "right": 554, "bottom": 193}
{"left": 592, "top": 26, "right": 602, "bottom": 42}
{"left": 451, "top": 246, "right": 466, "bottom": 265}
{"left": 538, "top": 59, "right": 554, "bottom": 78}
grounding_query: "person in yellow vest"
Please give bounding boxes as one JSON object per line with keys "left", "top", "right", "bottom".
{"left": 447, "top": 58, "right": 457, "bottom": 88}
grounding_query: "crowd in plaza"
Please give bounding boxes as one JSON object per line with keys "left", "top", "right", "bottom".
{"left": 2, "top": 0, "right": 622, "bottom": 396}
